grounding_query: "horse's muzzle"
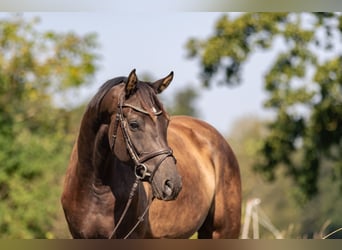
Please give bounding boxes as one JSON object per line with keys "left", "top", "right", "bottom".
{"left": 159, "top": 176, "right": 182, "bottom": 201}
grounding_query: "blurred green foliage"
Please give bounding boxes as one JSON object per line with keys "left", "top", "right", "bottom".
{"left": 1, "top": 12, "right": 341, "bottom": 239}
{"left": 0, "top": 14, "right": 98, "bottom": 238}
{"left": 229, "top": 116, "right": 342, "bottom": 238}
{"left": 162, "top": 86, "right": 200, "bottom": 117}
{"left": 186, "top": 13, "right": 342, "bottom": 203}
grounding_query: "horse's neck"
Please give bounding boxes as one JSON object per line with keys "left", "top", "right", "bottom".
{"left": 76, "top": 109, "right": 108, "bottom": 179}
{"left": 75, "top": 109, "right": 139, "bottom": 197}
{"left": 76, "top": 109, "right": 128, "bottom": 183}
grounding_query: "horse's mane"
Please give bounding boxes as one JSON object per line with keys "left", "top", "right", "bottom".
{"left": 87, "top": 76, "right": 127, "bottom": 113}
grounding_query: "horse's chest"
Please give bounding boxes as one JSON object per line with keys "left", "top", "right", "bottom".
{"left": 65, "top": 190, "right": 116, "bottom": 238}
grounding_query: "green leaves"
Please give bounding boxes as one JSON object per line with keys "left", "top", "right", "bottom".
{"left": 0, "top": 14, "right": 98, "bottom": 238}
{"left": 186, "top": 13, "right": 342, "bottom": 203}
{"left": 186, "top": 13, "right": 287, "bottom": 87}
{"left": 40, "top": 31, "right": 98, "bottom": 89}
{"left": 162, "top": 87, "right": 200, "bottom": 117}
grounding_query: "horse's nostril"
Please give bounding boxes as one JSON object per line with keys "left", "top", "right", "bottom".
{"left": 163, "top": 180, "right": 173, "bottom": 197}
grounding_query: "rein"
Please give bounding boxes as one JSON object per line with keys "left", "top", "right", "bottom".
{"left": 108, "top": 95, "right": 175, "bottom": 239}
{"left": 108, "top": 177, "right": 154, "bottom": 239}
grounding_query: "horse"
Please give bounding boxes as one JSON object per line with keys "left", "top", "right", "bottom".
{"left": 61, "top": 69, "right": 241, "bottom": 239}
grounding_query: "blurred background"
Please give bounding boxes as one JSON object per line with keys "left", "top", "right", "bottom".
{"left": 0, "top": 12, "right": 341, "bottom": 239}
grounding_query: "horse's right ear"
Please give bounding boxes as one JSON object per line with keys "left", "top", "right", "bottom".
{"left": 152, "top": 71, "right": 173, "bottom": 94}
{"left": 125, "top": 69, "right": 138, "bottom": 98}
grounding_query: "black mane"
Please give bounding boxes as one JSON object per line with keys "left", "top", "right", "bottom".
{"left": 87, "top": 76, "right": 127, "bottom": 112}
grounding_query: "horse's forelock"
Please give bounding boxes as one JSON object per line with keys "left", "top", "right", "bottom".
{"left": 136, "top": 82, "right": 167, "bottom": 119}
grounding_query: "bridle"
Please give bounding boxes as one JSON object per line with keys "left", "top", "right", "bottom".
{"left": 108, "top": 93, "right": 176, "bottom": 239}
{"left": 110, "top": 94, "right": 176, "bottom": 182}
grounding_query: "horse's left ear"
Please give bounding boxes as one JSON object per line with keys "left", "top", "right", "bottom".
{"left": 125, "top": 69, "right": 138, "bottom": 98}
{"left": 152, "top": 71, "right": 174, "bottom": 94}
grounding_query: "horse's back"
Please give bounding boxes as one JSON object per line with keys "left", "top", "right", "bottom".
{"left": 147, "top": 116, "right": 241, "bottom": 238}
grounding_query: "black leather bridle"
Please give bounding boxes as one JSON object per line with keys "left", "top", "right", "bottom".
{"left": 110, "top": 95, "right": 176, "bottom": 183}
{"left": 108, "top": 93, "right": 177, "bottom": 239}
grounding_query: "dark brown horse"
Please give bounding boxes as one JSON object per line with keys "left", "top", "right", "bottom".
{"left": 61, "top": 69, "right": 241, "bottom": 238}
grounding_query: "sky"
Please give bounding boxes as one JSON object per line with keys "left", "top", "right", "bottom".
{"left": 5, "top": 12, "right": 275, "bottom": 135}
{"left": 0, "top": 0, "right": 340, "bottom": 11}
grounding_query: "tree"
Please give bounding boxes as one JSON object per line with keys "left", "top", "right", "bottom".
{"left": 229, "top": 116, "right": 342, "bottom": 238}
{"left": 186, "top": 13, "right": 342, "bottom": 202}
{"left": 163, "top": 87, "right": 200, "bottom": 117}
{"left": 0, "top": 14, "right": 98, "bottom": 238}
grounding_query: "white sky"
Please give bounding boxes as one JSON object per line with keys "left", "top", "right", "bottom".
{"left": 4, "top": 12, "right": 275, "bottom": 134}
{"left": 0, "top": 0, "right": 339, "bottom": 11}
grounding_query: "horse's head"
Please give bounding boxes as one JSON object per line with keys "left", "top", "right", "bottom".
{"left": 105, "top": 69, "right": 182, "bottom": 201}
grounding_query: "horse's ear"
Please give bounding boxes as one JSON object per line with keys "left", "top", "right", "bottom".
{"left": 125, "top": 69, "right": 138, "bottom": 98}
{"left": 152, "top": 71, "right": 173, "bottom": 94}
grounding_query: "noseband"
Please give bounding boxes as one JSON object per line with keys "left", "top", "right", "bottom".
{"left": 110, "top": 95, "right": 176, "bottom": 183}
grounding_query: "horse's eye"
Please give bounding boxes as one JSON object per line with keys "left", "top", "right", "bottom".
{"left": 128, "top": 121, "right": 140, "bottom": 131}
